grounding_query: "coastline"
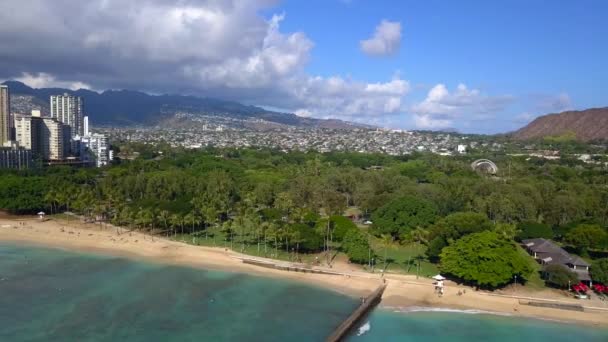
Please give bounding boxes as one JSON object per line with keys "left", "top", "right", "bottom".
{"left": 1, "top": 216, "right": 607, "bottom": 327}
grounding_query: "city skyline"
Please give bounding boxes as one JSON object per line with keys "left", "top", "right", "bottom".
{"left": 0, "top": 82, "right": 110, "bottom": 168}
{"left": 0, "top": 1, "right": 606, "bottom": 133}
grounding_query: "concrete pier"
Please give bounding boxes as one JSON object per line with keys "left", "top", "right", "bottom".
{"left": 326, "top": 284, "right": 387, "bottom": 342}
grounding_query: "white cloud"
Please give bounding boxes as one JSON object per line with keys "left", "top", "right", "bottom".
{"left": 360, "top": 20, "right": 402, "bottom": 56}
{"left": 15, "top": 72, "right": 92, "bottom": 90}
{"left": 534, "top": 93, "right": 572, "bottom": 113}
{"left": 0, "top": 0, "right": 413, "bottom": 125}
{"left": 414, "top": 114, "right": 453, "bottom": 130}
{"left": 411, "top": 83, "right": 514, "bottom": 129}
{"left": 278, "top": 76, "right": 410, "bottom": 121}
{"left": 295, "top": 109, "right": 312, "bottom": 117}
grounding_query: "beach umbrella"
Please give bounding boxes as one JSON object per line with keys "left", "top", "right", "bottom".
{"left": 432, "top": 274, "right": 446, "bottom": 281}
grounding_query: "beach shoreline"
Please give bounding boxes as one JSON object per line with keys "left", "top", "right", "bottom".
{"left": 1, "top": 215, "right": 607, "bottom": 327}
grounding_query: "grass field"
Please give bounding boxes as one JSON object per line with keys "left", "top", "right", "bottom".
{"left": 171, "top": 227, "right": 321, "bottom": 265}
{"left": 369, "top": 236, "right": 439, "bottom": 277}
{"left": 170, "top": 226, "right": 438, "bottom": 277}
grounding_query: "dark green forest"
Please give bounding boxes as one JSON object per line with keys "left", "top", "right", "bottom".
{"left": 2, "top": 145, "right": 608, "bottom": 288}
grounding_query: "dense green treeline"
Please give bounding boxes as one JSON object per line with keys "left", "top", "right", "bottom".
{"left": 1, "top": 146, "right": 608, "bottom": 288}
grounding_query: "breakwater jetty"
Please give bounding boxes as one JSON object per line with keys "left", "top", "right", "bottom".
{"left": 519, "top": 300, "right": 584, "bottom": 312}
{"left": 238, "top": 256, "right": 346, "bottom": 276}
{"left": 326, "top": 284, "right": 387, "bottom": 342}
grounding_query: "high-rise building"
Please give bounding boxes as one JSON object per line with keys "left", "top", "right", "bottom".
{"left": 82, "top": 133, "right": 109, "bottom": 167}
{"left": 83, "top": 116, "right": 89, "bottom": 136}
{"left": 14, "top": 114, "right": 36, "bottom": 151}
{"left": 40, "top": 118, "right": 64, "bottom": 160}
{"left": 15, "top": 113, "right": 65, "bottom": 160}
{"left": 0, "top": 85, "right": 12, "bottom": 145}
{"left": 50, "top": 93, "right": 84, "bottom": 137}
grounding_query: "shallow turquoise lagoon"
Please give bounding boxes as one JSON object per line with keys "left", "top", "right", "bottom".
{"left": 1, "top": 243, "right": 607, "bottom": 342}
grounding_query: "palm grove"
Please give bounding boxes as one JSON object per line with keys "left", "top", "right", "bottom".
{"left": 1, "top": 144, "right": 608, "bottom": 289}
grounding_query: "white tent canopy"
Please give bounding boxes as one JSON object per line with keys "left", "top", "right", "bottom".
{"left": 432, "top": 274, "right": 446, "bottom": 281}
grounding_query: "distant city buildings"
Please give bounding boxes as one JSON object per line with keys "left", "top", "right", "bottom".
{"left": 14, "top": 112, "right": 66, "bottom": 160}
{"left": 41, "top": 116, "right": 66, "bottom": 160}
{"left": 0, "top": 84, "right": 110, "bottom": 168}
{"left": 14, "top": 114, "right": 35, "bottom": 150}
{"left": 104, "top": 122, "right": 476, "bottom": 157}
{"left": 51, "top": 93, "right": 84, "bottom": 137}
{"left": 0, "top": 146, "right": 32, "bottom": 169}
{"left": 78, "top": 133, "right": 110, "bottom": 167}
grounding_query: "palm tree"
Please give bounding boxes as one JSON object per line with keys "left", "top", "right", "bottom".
{"left": 141, "top": 209, "right": 154, "bottom": 232}
{"left": 44, "top": 190, "right": 57, "bottom": 215}
{"left": 170, "top": 214, "right": 181, "bottom": 238}
{"left": 414, "top": 255, "right": 425, "bottom": 279}
{"left": 409, "top": 227, "right": 429, "bottom": 246}
{"left": 380, "top": 234, "right": 393, "bottom": 272}
{"left": 220, "top": 220, "right": 233, "bottom": 249}
{"left": 158, "top": 210, "right": 170, "bottom": 236}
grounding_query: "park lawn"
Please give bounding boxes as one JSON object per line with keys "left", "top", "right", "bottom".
{"left": 172, "top": 228, "right": 319, "bottom": 265}
{"left": 516, "top": 245, "right": 546, "bottom": 290}
{"left": 369, "top": 237, "right": 438, "bottom": 277}
{"left": 171, "top": 226, "right": 438, "bottom": 277}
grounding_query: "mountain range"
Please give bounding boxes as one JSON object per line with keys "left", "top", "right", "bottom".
{"left": 513, "top": 107, "right": 608, "bottom": 142}
{"left": 2, "top": 81, "right": 365, "bottom": 130}
{"left": 6, "top": 80, "right": 607, "bottom": 139}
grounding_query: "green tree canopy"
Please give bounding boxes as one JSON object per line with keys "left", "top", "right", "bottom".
{"left": 329, "top": 215, "right": 358, "bottom": 242}
{"left": 290, "top": 224, "right": 324, "bottom": 252}
{"left": 543, "top": 264, "right": 578, "bottom": 289}
{"left": 564, "top": 224, "right": 608, "bottom": 253}
{"left": 517, "top": 222, "right": 554, "bottom": 240}
{"left": 371, "top": 195, "right": 438, "bottom": 238}
{"left": 429, "top": 211, "right": 493, "bottom": 242}
{"left": 591, "top": 259, "right": 608, "bottom": 284}
{"left": 426, "top": 236, "right": 447, "bottom": 263}
{"left": 440, "top": 231, "right": 533, "bottom": 288}
{"left": 342, "top": 229, "right": 372, "bottom": 264}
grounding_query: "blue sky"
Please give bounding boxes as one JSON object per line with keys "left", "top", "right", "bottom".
{"left": 273, "top": 0, "right": 608, "bottom": 132}
{"left": 0, "top": 0, "right": 606, "bottom": 133}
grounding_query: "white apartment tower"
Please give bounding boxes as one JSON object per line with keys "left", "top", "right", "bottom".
{"left": 41, "top": 118, "right": 65, "bottom": 160}
{"left": 84, "top": 133, "right": 109, "bottom": 167}
{"left": 50, "top": 93, "right": 84, "bottom": 137}
{"left": 83, "top": 116, "right": 89, "bottom": 136}
{"left": 0, "top": 85, "right": 12, "bottom": 145}
{"left": 15, "top": 111, "right": 66, "bottom": 161}
{"left": 14, "top": 114, "right": 34, "bottom": 151}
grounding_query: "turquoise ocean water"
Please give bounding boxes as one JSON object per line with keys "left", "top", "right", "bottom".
{"left": 1, "top": 243, "right": 607, "bottom": 342}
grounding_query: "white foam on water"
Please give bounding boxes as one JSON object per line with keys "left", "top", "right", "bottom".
{"left": 382, "top": 306, "right": 582, "bottom": 326}
{"left": 384, "top": 306, "right": 514, "bottom": 317}
{"left": 356, "top": 321, "right": 371, "bottom": 336}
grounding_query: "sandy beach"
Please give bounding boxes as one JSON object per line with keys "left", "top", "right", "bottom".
{"left": 1, "top": 215, "right": 607, "bottom": 326}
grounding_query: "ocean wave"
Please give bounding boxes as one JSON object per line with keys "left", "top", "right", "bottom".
{"left": 382, "top": 306, "right": 595, "bottom": 326}
{"left": 384, "top": 306, "right": 513, "bottom": 317}
{"left": 356, "top": 321, "right": 371, "bottom": 336}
